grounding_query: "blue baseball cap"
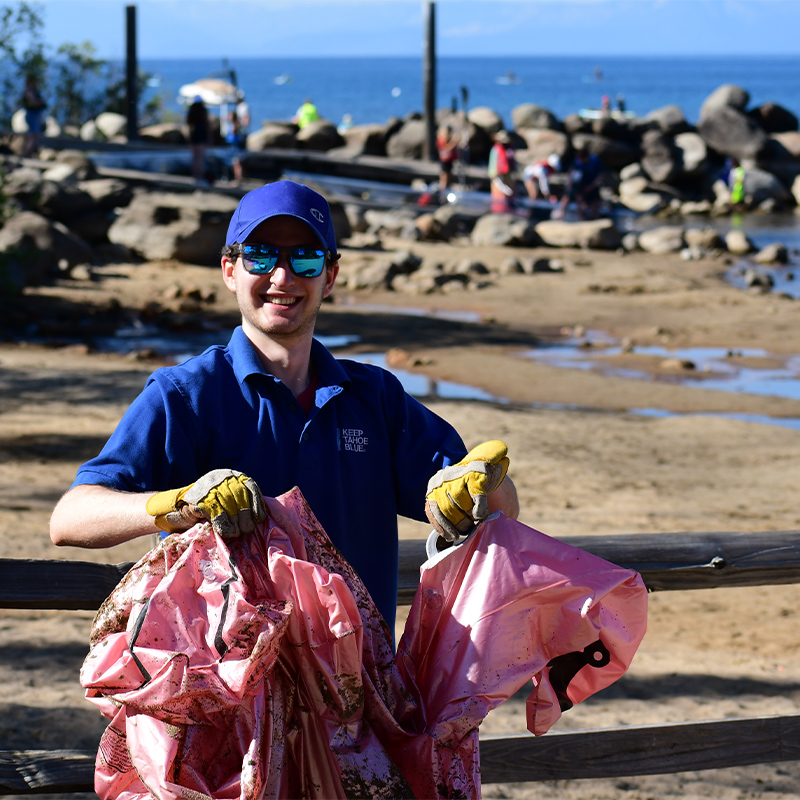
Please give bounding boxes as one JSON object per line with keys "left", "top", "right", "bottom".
{"left": 225, "top": 180, "right": 337, "bottom": 253}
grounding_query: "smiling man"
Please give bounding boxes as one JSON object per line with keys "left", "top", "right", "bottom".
{"left": 50, "top": 180, "right": 518, "bottom": 628}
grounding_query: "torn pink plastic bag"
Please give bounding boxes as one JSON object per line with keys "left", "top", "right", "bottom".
{"left": 81, "top": 487, "right": 647, "bottom": 799}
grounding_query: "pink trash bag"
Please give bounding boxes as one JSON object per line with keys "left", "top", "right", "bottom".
{"left": 81, "top": 487, "right": 646, "bottom": 799}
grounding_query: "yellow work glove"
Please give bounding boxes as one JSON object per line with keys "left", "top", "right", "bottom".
{"left": 425, "top": 440, "right": 510, "bottom": 544}
{"left": 145, "top": 469, "right": 266, "bottom": 539}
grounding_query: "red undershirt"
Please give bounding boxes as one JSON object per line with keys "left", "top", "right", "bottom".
{"left": 297, "top": 371, "right": 319, "bottom": 415}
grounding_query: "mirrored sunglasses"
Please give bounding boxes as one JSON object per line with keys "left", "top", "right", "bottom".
{"left": 237, "top": 243, "right": 329, "bottom": 278}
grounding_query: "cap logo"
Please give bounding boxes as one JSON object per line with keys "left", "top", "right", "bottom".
{"left": 310, "top": 208, "right": 324, "bottom": 223}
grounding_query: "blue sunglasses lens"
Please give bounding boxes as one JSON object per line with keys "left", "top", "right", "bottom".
{"left": 240, "top": 244, "right": 327, "bottom": 278}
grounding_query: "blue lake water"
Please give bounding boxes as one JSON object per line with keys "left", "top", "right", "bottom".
{"left": 135, "top": 55, "right": 800, "bottom": 130}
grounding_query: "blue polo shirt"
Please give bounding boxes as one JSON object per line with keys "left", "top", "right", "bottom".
{"left": 73, "top": 326, "right": 466, "bottom": 627}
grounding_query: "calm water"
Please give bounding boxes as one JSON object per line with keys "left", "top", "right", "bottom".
{"left": 136, "top": 55, "right": 800, "bottom": 130}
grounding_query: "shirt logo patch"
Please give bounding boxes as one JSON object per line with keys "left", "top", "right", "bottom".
{"left": 341, "top": 428, "right": 369, "bottom": 452}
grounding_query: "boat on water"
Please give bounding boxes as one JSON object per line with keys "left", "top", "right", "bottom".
{"left": 495, "top": 70, "right": 521, "bottom": 85}
{"left": 579, "top": 108, "right": 637, "bottom": 121}
{"left": 274, "top": 73, "right": 291, "bottom": 85}
{"left": 178, "top": 62, "right": 246, "bottom": 139}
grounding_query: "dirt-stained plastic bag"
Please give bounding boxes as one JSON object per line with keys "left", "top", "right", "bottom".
{"left": 81, "top": 487, "right": 646, "bottom": 799}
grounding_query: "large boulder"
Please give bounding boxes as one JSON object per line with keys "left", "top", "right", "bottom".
{"left": 570, "top": 133, "right": 640, "bottom": 170}
{"left": 295, "top": 119, "right": 344, "bottom": 151}
{"left": 468, "top": 106, "right": 504, "bottom": 136}
{"left": 533, "top": 218, "right": 622, "bottom": 250}
{"left": 0, "top": 210, "right": 94, "bottom": 287}
{"left": 618, "top": 176, "right": 670, "bottom": 214}
{"left": 246, "top": 123, "right": 297, "bottom": 151}
{"left": 386, "top": 119, "right": 426, "bottom": 159}
{"left": 645, "top": 105, "right": 692, "bottom": 136}
{"left": 740, "top": 167, "right": 792, "bottom": 208}
{"left": 512, "top": 103, "right": 561, "bottom": 131}
{"left": 107, "top": 190, "right": 239, "bottom": 265}
{"left": 640, "top": 130, "right": 682, "bottom": 184}
{"left": 139, "top": 122, "right": 186, "bottom": 144}
{"left": 637, "top": 225, "right": 686, "bottom": 254}
{"left": 514, "top": 129, "right": 570, "bottom": 166}
{"left": 749, "top": 102, "right": 798, "bottom": 134}
{"left": 674, "top": 132, "right": 708, "bottom": 177}
{"left": 470, "top": 213, "right": 541, "bottom": 247}
{"left": 339, "top": 124, "right": 387, "bottom": 156}
{"left": 95, "top": 112, "right": 128, "bottom": 139}
{"left": 698, "top": 105, "right": 768, "bottom": 161}
{"left": 699, "top": 84, "right": 750, "bottom": 122}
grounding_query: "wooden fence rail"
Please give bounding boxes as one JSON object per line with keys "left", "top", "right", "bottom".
{"left": 1, "top": 529, "right": 799, "bottom": 795}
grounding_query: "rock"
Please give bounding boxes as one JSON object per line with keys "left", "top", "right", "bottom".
{"left": 95, "top": 112, "right": 128, "bottom": 139}
{"left": 618, "top": 176, "right": 669, "bottom": 214}
{"left": 339, "top": 124, "right": 386, "bottom": 156}
{"left": 431, "top": 205, "right": 482, "bottom": 239}
{"left": 37, "top": 180, "right": 97, "bottom": 221}
{"left": 771, "top": 131, "right": 800, "bottom": 159}
{"left": 673, "top": 132, "right": 708, "bottom": 177}
{"left": 743, "top": 267, "right": 774, "bottom": 289}
{"left": 0, "top": 210, "right": 94, "bottom": 286}
{"left": 511, "top": 103, "right": 561, "bottom": 131}
{"left": 386, "top": 118, "right": 426, "bottom": 159}
{"left": 139, "top": 122, "right": 187, "bottom": 144}
{"left": 107, "top": 190, "right": 239, "bottom": 265}
{"left": 79, "top": 119, "right": 102, "bottom": 142}
{"left": 53, "top": 150, "right": 98, "bottom": 180}
{"left": 3, "top": 166, "right": 44, "bottom": 204}
{"left": 296, "top": 119, "right": 344, "bottom": 151}
{"left": 748, "top": 102, "right": 798, "bottom": 134}
{"left": 514, "top": 129, "right": 570, "bottom": 166}
{"left": 637, "top": 226, "right": 686, "bottom": 254}
{"left": 497, "top": 257, "right": 524, "bottom": 275}
{"left": 740, "top": 167, "right": 792, "bottom": 208}
{"left": 660, "top": 358, "right": 696, "bottom": 371}
{"left": 698, "top": 106, "right": 768, "bottom": 161}
{"left": 645, "top": 105, "right": 691, "bottom": 135}
{"left": 471, "top": 213, "right": 541, "bottom": 247}
{"left": 364, "top": 208, "right": 418, "bottom": 237}
{"left": 533, "top": 218, "right": 622, "bottom": 250}
{"left": 78, "top": 178, "right": 134, "bottom": 210}
{"left": 699, "top": 84, "right": 750, "bottom": 122}
{"left": 753, "top": 243, "right": 788, "bottom": 264}
{"left": 725, "top": 229, "right": 755, "bottom": 254}
{"left": 468, "top": 106, "right": 504, "bottom": 135}
{"left": 245, "top": 123, "right": 297, "bottom": 151}
{"left": 621, "top": 232, "right": 640, "bottom": 252}
{"left": 570, "top": 133, "right": 640, "bottom": 170}
{"left": 685, "top": 227, "right": 724, "bottom": 250}
{"left": 641, "top": 129, "right": 682, "bottom": 184}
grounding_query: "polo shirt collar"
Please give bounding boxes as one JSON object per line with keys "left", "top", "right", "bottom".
{"left": 228, "top": 326, "right": 351, "bottom": 393}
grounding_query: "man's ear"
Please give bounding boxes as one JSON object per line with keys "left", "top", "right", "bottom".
{"left": 221, "top": 255, "right": 236, "bottom": 291}
{"left": 322, "top": 260, "right": 339, "bottom": 299}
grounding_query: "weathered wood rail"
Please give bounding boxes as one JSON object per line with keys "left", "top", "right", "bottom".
{"left": 2, "top": 529, "right": 800, "bottom": 795}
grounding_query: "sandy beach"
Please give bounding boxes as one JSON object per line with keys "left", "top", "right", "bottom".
{"left": 2, "top": 232, "right": 800, "bottom": 799}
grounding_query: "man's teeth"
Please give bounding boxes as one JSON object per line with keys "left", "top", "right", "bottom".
{"left": 266, "top": 297, "right": 297, "bottom": 306}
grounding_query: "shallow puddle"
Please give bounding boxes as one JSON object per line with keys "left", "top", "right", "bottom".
{"left": 522, "top": 334, "right": 800, "bottom": 402}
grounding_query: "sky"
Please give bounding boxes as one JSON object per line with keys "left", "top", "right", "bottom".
{"left": 29, "top": 0, "right": 800, "bottom": 59}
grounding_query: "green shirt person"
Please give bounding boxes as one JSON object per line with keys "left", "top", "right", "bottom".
{"left": 294, "top": 99, "right": 320, "bottom": 129}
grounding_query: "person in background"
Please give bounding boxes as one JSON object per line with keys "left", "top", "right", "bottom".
{"left": 236, "top": 98, "right": 250, "bottom": 137}
{"left": 523, "top": 153, "right": 562, "bottom": 202}
{"left": 337, "top": 113, "right": 353, "bottom": 134}
{"left": 488, "top": 130, "right": 517, "bottom": 213}
{"left": 21, "top": 75, "right": 46, "bottom": 157}
{"left": 558, "top": 148, "right": 605, "bottom": 220}
{"left": 186, "top": 95, "right": 210, "bottom": 182}
{"left": 225, "top": 109, "right": 245, "bottom": 183}
{"left": 728, "top": 159, "right": 746, "bottom": 208}
{"left": 293, "top": 98, "right": 320, "bottom": 129}
{"left": 435, "top": 123, "right": 460, "bottom": 196}
{"left": 49, "top": 179, "right": 519, "bottom": 632}
{"left": 600, "top": 94, "right": 611, "bottom": 117}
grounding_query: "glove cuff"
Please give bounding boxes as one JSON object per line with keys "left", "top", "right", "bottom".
{"left": 145, "top": 486, "right": 192, "bottom": 533}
